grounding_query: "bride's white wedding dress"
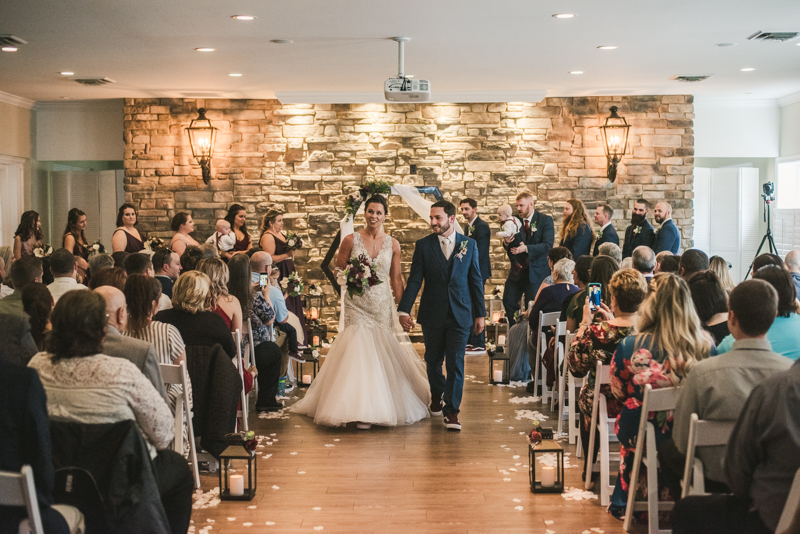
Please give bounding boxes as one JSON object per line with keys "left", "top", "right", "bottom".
{"left": 291, "top": 234, "right": 431, "bottom": 427}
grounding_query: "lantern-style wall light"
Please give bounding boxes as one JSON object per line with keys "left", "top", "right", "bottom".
{"left": 186, "top": 108, "right": 218, "bottom": 185}
{"left": 601, "top": 106, "right": 630, "bottom": 183}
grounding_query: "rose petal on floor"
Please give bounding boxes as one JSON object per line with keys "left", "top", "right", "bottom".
{"left": 514, "top": 506, "right": 523, "bottom": 511}
{"left": 272, "top": 485, "right": 280, "bottom": 490}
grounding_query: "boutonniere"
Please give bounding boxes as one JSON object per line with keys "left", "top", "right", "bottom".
{"left": 531, "top": 221, "right": 538, "bottom": 233}
{"left": 633, "top": 226, "right": 641, "bottom": 235}
{"left": 467, "top": 224, "right": 475, "bottom": 235}
{"left": 597, "top": 230, "right": 603, "bottom": 239}
{"left": 455, "top": 240, "right": 468, "bottom": 261}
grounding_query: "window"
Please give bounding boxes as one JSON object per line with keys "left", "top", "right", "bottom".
{"left": 776, "top": 157, "right": 800, "bottom": 210}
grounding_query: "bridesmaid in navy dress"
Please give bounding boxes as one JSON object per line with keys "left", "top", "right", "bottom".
{"left": 112, "top": 203, "right": 145, "bottom": 253}
{"left": 223, "top": 204, "right": 252, "bottom": 259}
{"left": 559, "top": 198, "right": 594, "bottom": 259}
{"left": 259, "top": 208, "right": 307, "bottom": 340}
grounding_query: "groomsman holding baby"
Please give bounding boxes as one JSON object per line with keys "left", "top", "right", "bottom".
{"left": 460, "top": 198, "right": 491, "bottom": 354}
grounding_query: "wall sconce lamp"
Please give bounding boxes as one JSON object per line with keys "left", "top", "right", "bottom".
{"left": 186, "top": 108, "right": 218, "bottom": 185}
{"left": 601, "top": 106, "right": 630, "bottom": 183}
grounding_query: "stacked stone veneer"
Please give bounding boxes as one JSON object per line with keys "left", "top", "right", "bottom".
{"left": 124, "top": 96, "right": 694, "bottom": 327}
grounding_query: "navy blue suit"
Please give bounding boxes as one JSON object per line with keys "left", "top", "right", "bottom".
{"left": 593, "top": 223, "right": 620, "bottom": 256}
{"left": 503, "top": 211, "right": 554, "bottom": 327}
{"left": 654, "top": 219, "right": 681, "bottom": 254}
{"left": 398, "top": 232, "right": 486, "bottom": 416}
{"left": 465, "top": 217, "right": 491, "bottom": 348}
{"left": 622, "top": 221, "right": 656, "bottom": 258}
{"left": 560, "top": 222, "right": 593, "bottom": 259}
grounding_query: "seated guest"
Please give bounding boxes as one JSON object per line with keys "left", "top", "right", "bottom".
{"left": 598, "top": 242, "right": 622, "bottom": 264}
{"left": 21, "top": 282, "right": 54, "bottom": 351}
{"left": 593, "top": 204, "right": 619, "bottom": 256}
{"left": 152, "top": 248, "right": 180, "bottom": 299}
{"left": 179, "top": 245, "right": 203, "bottom": 273}
{"left": 559, "top": 199, "right": 594, "bottom": 259}
{"left": 47, "top": 248, "right": 87, "bottom": 304}
{"left": 632, "top": 245, "right": 656, "bottom": 285}
{"left": 154, "top": 271, "right": 236, "bottom": 359}
{"left": 95, "top": 284, "right": 167, "bottom": 402}
{"left": 673, "top": 354, "right": 800, "bottom": 533}
{"left": 654, "top": 250, "right": 672, "bottom": 273}
{"left": 608, "top": 273, "right": 713, "bottom": 518}
{"left": 251, "top": 251, "right": 298, "bottom": 361}
{"left": 565, "top": 256, "right": 619, "bottom": 333}
{"left": 679, "top": 248, "right": 709, "bottom": 281}
{"left": 199, "top": 242, "right": 219, "bottom": 260}
{"left": 0, "top": 256, "right": 43, "bottom": 365}
{"left": 0, "top": 358, "right": 85, "bottom": 534}
{"left": 0, "top": 245, "right": 13, "bottom": 299}
{"left": 28, "top": 290, "right": 193, "bottom": 534}
{"left": 125, "top": 253, "right": 171, "bottom": 311}
{"left": 709, "top": 255, "right": 735, "bottom": 294}
{"left": 673, "top": 279, "right": 791, "bottom": 495}
{"left": 786, "top": 249, "right": 800, "bottom": 298}
{"left": 196, "top": 258, "right": 243, "bottom": 334}
{"left": 716, "top": 265, "right": 800, "bottom": 361}
{"left": 688, "top": 271, "right": 731, "bottom": 344}
{"left": 569, "top": 269, "right": 648, "bottom": 475}
{"left": 88, "top": 266, "right": 127, "bottom": 291}
{"left": 619, "top": 257, "right": 633, "bottom": 270}
{"left": 751, "top": 253, "right": 783, "bottom": 276}
{"left": 659, "top": 254, "right": 681, "bottom": 273}
{"left": 88, "top": 252, "right": 115, "bottom": 278}
{"left": 111, "top": 250, "right": 129, "bottom": 269}
{"left": 533, "top": 246, "right": 573, "bottom": 300}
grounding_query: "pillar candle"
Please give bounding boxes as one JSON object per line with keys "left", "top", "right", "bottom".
{"left": 492, "top": 311, "right": 501, "bottom": 323}
{"left": 493, "top": 370, "right": 504, "bottom": 382}
{"left": 230, "top": 474, "right": 244, "bottom": 496}
{"left": 303, "top": 374, "right": 312, "bottom": 384}
{"left": 498, "top": 334, "right": 506, "bottom": 345}
{"left": 313, "top": 335, "right": 320, "bottom": 346}
{"left": 310, "top": 307, "right": 319, "bottom": 319}
{"left": 541, "top": 465, "right": 555, "bottom": 487}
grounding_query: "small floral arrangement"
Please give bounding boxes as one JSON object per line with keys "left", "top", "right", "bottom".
{"left": 492, "top": 286, "right": 503, "bottom": 299}
{"left": 307, "top": 283, "right": 323, "bottom": 296}
{"left": 513, "top": 310, "right": 523, "bottom": 323}
{"left": 343, "top": 179, "right": 394, "bottom": 218}
{"left": 528, "top": 419, "right": 543, "bottom": 445}
{"left": 302, "top": 348, "right": 320, "bottom": 359}
{"left": 336, "top": 253, "right": 382, "bottom": 299}
{"left": 88, "top": 240, "right": 106, "bottom": 257}
{"left": 280, "top": 271, "right": 304, "bottom": 297}
{"left": 486, "top": 342, "right": 497, "bottom": 357}
{"left": 33, "top": 244, "right": 54, "bottom": 258}
{"left": 284, "top": 231, "right": 303, "bottom": 251}
{"left": 455, "top": 240, "right": 468, "bottom": 261}
{"left": 144, "top": 236, "right": 166, "bottom": 252}
{"left": 225, "top": 430, "right": 258, "bottom": 452}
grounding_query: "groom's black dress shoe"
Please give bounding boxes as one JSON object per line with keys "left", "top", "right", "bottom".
{"left": 430, "top": 395, "right": 444, "bottom": 416}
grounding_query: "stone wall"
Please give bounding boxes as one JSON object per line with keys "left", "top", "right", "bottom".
{"left": 123, "top": 96, "right": 694, "bottom": 327}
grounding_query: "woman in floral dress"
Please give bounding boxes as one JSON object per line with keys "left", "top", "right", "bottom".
{"left": 607, "top": 273, "right": 714, "bottom": 519}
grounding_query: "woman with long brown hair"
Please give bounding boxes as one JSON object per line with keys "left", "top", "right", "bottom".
{"left": 196, "top": 258, "right": 243, "bottom": 334}
{"left": 112, "top": 203, "right": 145, "bottom": 253}
{"left": 223, "top": 204, "right": 251, "bottom": 258}
{"left": 62, "top": 208, "right": 89, "bottom": 261}
{"left": 169, "top": 212, "right": 200, "bottom": 257}
{"left": 559, "top": 198, "right": 594, "bottom": 259}
{"left": 13, "top": 210, "right": 43, "bottom": 260}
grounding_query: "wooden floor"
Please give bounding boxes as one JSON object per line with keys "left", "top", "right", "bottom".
{"left": 189, "top": 347, "right": 638, "bottom": 534}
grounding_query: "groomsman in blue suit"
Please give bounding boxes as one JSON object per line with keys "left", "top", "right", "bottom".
{"left": 502, "top": 191, "right": 554, "bottom": 327}
{"left": 592, "top": 203, "right": 619, "bottom": 256}
{"left": 460, "top": 198, "right": 491, "bottom": 354}
{"left": 398, "top": 201, "right": 486, "bottom": 431}
{"left": 654, "top": 201, "right": 681, "bottom": 254}
{"left": 622, "top": 199, "right": 656, "bottom": 259}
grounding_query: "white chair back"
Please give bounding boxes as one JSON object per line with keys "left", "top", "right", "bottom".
{"left": 533, "top": 311, "right": 561, "bottom": 399}
{"left": 557, "top": 330, "right": 581, "bottom": 448}
{"left": 232, "top": 329, "right": 249, "bottom": 432}
{"left": 778, "top": 468, "right": 800, "bottom": 534}
{"left": 159, "top": 361, "right": 201, "bottom": 489}
{"left": 246, "top": 319, "right": 258, "bottom": 394}
{"left": 0, "top": 465, "right": 44, "bottom": 534}
{"left": 584, "top": 361, "right": 619, "bottom": 505}
{"left": 681, "top": 414, "right": 736, "bottom": 498}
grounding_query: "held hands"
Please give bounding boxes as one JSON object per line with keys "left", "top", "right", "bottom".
{"left": 474, "top": 316, "right": 485, "bottom": 336}
{"left": 399, "top": 315, "right": 415, "bottom": 332}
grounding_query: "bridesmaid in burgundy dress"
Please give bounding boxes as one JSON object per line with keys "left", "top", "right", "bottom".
{"left": 223, "top": 204, "right": 252, "bottom": 259}
{"left": 112, "top": 203, "right": 145, "bottom": 253}
{"left": 260, "top": 208, "right": 307, "bottom": 340}
{"left": 62, "top": 208, "right": 89, "bottom": 261}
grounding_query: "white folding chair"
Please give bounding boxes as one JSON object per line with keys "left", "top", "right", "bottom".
{"left": 232, "top": 329, "right": 249, "bottom": 432}
{"left": 680, "top": 414, "right": 736, "bottom": 498}
{"left": 623, "top": 384, "right": 681, "bottom": 534}
{"left": 246, "top": 319, "right": 259, "bottom": 395}
{"left": 584, "top": 361, "right": 620, "bottom": 506}
{"left": 777, "top": 468, "right": 800, "bottom": 534}
{"left": 549, "top": 320, "right": 567, "bottom": 410}
{"left": 558, "top": 331, "right": 581, "bottom": 447}
{"left": 159, "top": 361, "right": 201, "bottom": 489}
{"left": 533, "top": 311, "right": 560, "bottom": 401}
{"left": 0, "top": 465, "right": 44, "bottom": 534}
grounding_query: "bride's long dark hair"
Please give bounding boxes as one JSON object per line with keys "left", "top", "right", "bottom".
{"left": 364, "top": 194, "right": 389, "bottom": 215}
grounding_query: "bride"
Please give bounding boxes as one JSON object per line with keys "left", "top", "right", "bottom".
{"left": 291, "top": 194, "right": 431, "bottom": 429}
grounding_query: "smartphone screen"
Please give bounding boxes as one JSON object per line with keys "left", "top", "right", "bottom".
{"left": 588, "top": 283, "right": 601, "bottom": 311}
{"left": 260, "top": 273, "right": 270, "bottom": 287}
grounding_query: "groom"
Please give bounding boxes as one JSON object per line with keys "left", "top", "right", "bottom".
{"left": 398, "top": 201, "right": 486, "bottom": 431}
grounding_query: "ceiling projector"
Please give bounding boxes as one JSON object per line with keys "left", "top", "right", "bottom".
{"left": 384, "top": 37, "right": 430, "bottom": 102}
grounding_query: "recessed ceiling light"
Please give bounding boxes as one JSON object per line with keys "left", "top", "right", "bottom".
{"left": 552, "top": 13, "right": 575, "bottom": 19}
{"left": 797, "top": 42, "right": 800, "bottom": 46}
{"left": 195, "top": 47, "right": 215, "bottom": 52}
{"left": 60, "top": 71, "right": 74, "bottom": 76}
{"left": 740, "top": 67, "right": 756, "bottom": 72}
{"left": 715, "top": 43, "right": 736, "bottom": 47}
{"left": 270, "top": 39, "right": 293, "bottom": 44}
{"left": 570, "top": 71, "right": 584, "bottom": 74}
{"left": 1, "top": 47, "right": 18, "bottom": 52}
{"left": 597, "top": 45, "right": 618, "bottom": 50}
{"left": 228, "top": 73, "right": 243, "bottom": 77}
{"left": 231, "top": 15, "right": 256, "bottom": 20}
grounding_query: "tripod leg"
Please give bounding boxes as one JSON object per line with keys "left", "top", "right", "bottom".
{"left": 746, "top": 233, "right": 772, "bottom": 279}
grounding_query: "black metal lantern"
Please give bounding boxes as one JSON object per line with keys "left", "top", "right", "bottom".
{"left": 529, "top": 439, "right": 565, "bottom": 493}
{"left": 186, "top": 108, "right": 217, "bottom": 185}
{"left": 489, "top": 347, "right": 510, "bottom": 385}
{"left": 601, "top": 106, "right": 630, "bottom": 183}
{"left": 219, "top": 433, "right": 257, "bottom": 500}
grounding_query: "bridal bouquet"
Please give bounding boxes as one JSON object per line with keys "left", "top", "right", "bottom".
{"left": 33, "top": 244, "right": 54, "bottom": 258}
{"left": 280, "top": 271, "right": 304, "bottom": 297}
{"left": 144, "top": 236, "right": 166, "bottom": 252}
{"left": 88, "top": 240, "right": 106, "bottom": 257}
{"left": 284, "top": 231, "right": 303, "bottom": 251}
{"left": 337, "top": 253, "right": 382, "bottom": 299}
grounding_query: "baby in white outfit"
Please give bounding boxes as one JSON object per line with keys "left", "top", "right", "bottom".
{"left": 205, "top": 219, "right": 237, "bottom": 252}
{"left": 497, "top": 204, "right": 522, "bottom": 238}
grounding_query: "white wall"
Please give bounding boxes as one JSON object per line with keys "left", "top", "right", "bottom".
{"left": 694, "top": 101, "right": 780, "bottom": 158}
{"left": 780, "top": 98, "right": 800, "bottom": 157}
{"left": 35, "top": 99, "right": 124, "bottom": 161}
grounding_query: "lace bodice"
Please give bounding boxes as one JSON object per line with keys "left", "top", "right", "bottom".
{"left": 344, "top": 234, "right": 396, "bottom": 331}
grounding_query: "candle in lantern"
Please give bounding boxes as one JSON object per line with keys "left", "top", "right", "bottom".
{"left": 493, "top": 370, "right": 504, "bottom": 383}
{"left": 498, "top": 334, "right": 506, "bottom": 345}
{"left": 541, "top": 465, "right": 555, "bottom": 488}
{"left": 310, "top": 307, "right": 319, "bottom": 320}
{"left": 312, "top": 335, "right": 320, "bottom": 346}
{"left": 230, "top": 474, "right": 244, "bottom": 496}
{"left": 303, "top": 374, "right": 312, "bottom": 385}
{"left": 492, "top": 311, "right": 501, "bottom": 323}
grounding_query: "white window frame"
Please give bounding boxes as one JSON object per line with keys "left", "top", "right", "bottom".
{"left": 775, "top": 155, "right": 800, "bottom": 211}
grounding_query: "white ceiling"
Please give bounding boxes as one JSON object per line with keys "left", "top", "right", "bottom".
{"left": 1, "top": 0, "right": 799, "bottom": 103}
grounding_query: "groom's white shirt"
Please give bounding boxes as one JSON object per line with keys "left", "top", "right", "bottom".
{"left": 399, "top": 225, "right": 457, "bottom": 317}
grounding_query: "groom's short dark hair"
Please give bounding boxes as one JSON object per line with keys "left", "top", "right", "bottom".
{"left": 432, "top": 200, "right": 456, "bottom": 217}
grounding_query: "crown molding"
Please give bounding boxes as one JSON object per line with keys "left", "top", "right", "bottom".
{"left": 778, "top": 90, "right": 800, "bottom": 108}
{"left": 693, "top": 99, "right": 779, "bottom": 109}
{"left": 0, "top": 90, "right": 35, "bottom": 109}
{"left": 33, "top": 98, "right": 123, "bottom": 112}
{"left": 276, "top": 90, "right": 547, "bottom": 104}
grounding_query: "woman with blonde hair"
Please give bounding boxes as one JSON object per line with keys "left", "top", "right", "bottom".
{"left": 196, "top": 258, "right": 243, "bottom": 334}
{"left": 559, "top": 199, "right": 594, "bottom": 258}
{"left": 607, "top": 272, "right": 713, "bottom": 518}
{"left": 709, "top": 255, "right": 735, "bottom": 293}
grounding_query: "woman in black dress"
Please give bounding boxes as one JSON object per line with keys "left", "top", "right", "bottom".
{"left": 223, "top": 204, "right": 252, "bottom": 259}
{"left": 112, "top": 203, "right": 145, "bottom": 253}
{"left": 62, "top": 208, "right": 89, "bottom": 261}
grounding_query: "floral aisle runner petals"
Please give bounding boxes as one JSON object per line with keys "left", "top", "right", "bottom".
{"left": 561, "top": 487, "right": 599, "bottom": 501}
{"left": 192, "top": 487, "right": 221, "bottom": 509}
{"left": 509, "top": 395, "right": 542, "bottom": 404}
{"left": 514, "top": 409, "right": 549, "bottom": 421}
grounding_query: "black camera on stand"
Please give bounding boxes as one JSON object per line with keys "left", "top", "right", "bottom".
{"left": 746, "top": 181, "right": 778, "bottom": 278}
{"left": 763, "top": 181, "right": 776, "bottom": 204}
